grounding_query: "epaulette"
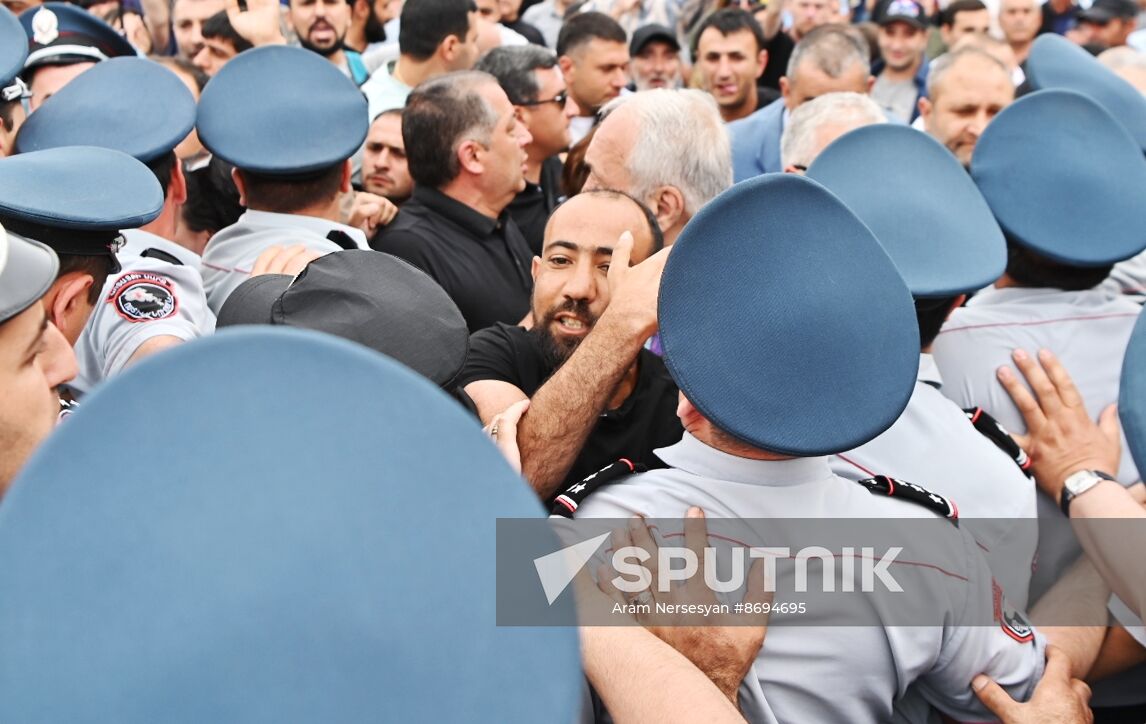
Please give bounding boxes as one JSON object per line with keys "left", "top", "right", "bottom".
{"left": 856, "top": 475, "right": 959, "bottom": 524}
{"left": 140, "top": 247, "right": 183, "bottom": 266}
{"left": 963, "top": 406, "right": 1033, "bottom": 479}
{"left": 549, "top": 459, "right": 647, "bottom": 518}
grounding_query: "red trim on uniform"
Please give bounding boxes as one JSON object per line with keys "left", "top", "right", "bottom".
{"left": 836, "top": 454, "right": 876, "bottom": 476}
{"left": 619, "top": 458, "right": 635, "bottom": 472}
{"left": 969, "top": 408, "right": 982, "bottom": 424}
{"left": 939, "top": 312, "right": 1139, "bottom": 335}
{"left": 554, "top": 496, "right": 576, "bottom": 513}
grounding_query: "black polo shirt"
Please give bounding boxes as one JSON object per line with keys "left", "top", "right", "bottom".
{"left": 457, "top": 322, "right": 684, "bottom": 488}
{"left": 507, "top": 156, "right": 564, "bottom": 255}
{"left": 371, "top": 186, "right": 534, "bottom": 333}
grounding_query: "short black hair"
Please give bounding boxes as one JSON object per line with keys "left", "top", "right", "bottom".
{"left": 942, "top": 0, "right": 987, "bottom": 26}
{"left": 402, "top": 71, "right": 498, "bottom": 188}
{"left": 1004, "top": 236, "right": 1114, "bottom": 291}
{"left": 237, "top": 164, "right": 345, "bottom": 215}
{"left": 556, "top": 11, "right": 626, "bottom": 57}
{"left": 201, "top": 10, "right": 254, "bottom": 53}
{"left": 474, "top": 45, "right": 558, "bottom": 105}
{"left": 915, "top": 295, "right": 960, "bottom": 348}
{"left": 182, "top": 156, "right": 244, "bottom": 236}
{"left": 400, "top": 0, "right": 477, "bottom": 62}
{"left": 0, "top": 100, "right": 18, "bottom": 131}
{"left": 694, "top": 8, "right": 768, "bottom": 56}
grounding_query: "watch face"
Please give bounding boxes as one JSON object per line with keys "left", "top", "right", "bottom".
{"left": 1064, "top": 470, "right": 1100, "bottom": 495}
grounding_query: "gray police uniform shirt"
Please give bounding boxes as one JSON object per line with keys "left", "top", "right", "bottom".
{"left": 73, "top": 229, "right": 215, "bottom": 395}
{"left": 830, "top": 353, "right": 1038, "bottom": 611}
{"left": 200, "top": 209, "right": 368, "bottom": 314}
{"left": 931, "top": 285, "right": 1141, "bottom": 602}
{"left": 574, "top": 432, "right": 1045, "bottom": 724}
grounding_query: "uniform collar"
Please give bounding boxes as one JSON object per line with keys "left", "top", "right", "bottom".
{"left": 238, "top": 209, "right": 367, "bottom": 247}
{"left": 967, "top": 285, "right": 1084, "bottom": 306}
{"left": 917, "top": 352, "right": 942, "bottom": 389}
{"left": 654, "top": 432, "right": 834, "bottom": 487}
{"left": 411, "top": 186, "right": 504, "bottom": 237}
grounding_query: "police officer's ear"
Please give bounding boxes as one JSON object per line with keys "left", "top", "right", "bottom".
{"left": 646, "top": 184, "right": 686, "bottom": 237}
{"left": 339, "top": 158, "right": 353, "bottom": 194}
{"left": 917, "top": 96, "right": 933, "bottom": 126}
{"left": 169, "top": 162, "right": 189, "bottom": 207}
{"left": 43, "top": 273, "right": 96, "bottom": 345}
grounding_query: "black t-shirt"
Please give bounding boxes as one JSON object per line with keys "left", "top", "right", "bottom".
{"left": 458, "top": 323, "right": 684, "bottom": 487}
{"left": 371, "top": 187, "right": 534, "bottom": 333}
{"left": 507, "top": 156, "right": 564, "bottom": 256}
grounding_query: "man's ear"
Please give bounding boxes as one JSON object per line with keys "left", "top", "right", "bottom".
{"left": 866, "top": 74, "right": 876, "bottom": 93}
{"left": 780, "top": 75, "right": 793, "bottom": 109}
{"left": 456, "top": 138, "right": 485, "bottom": 175}
{"left": 558, "top": 54, "right": 574, "bottom": 79}
{"left": 169, "top": 161, "right": 189, "bottom": 206}
{"left": 352, "top": 0, "right": 370, "bottom": 21}
{"left": 340, "top": 158, "right": 353, "bottom": 193}
{"left": 676, "top": 392, "right": 703, "bottom": 427}
{"left": 648, "top": 185, "right": 686, "bottom": 237}
{"left": 755, "top": 49, "right": 769, "bottom": 79}
{"left": 47, "top": 272, "right": 95, "bottom": 345}
{"left": 231, "top": 167, "right": 249, "bottom": 207}
{"left": 440, "top": 34, "right": 460, "bottom": 64}
{"left": 917, "top": 96, "right": 932, "bottom": 126}
{"left": 530, "top": 255, "right": 541, "bottom": 281}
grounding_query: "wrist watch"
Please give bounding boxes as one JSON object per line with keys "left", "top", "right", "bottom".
{"left": 1059, "top": 470, "right": 1116, "bottom": 517}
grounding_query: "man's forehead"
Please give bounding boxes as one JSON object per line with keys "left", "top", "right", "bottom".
{"left": 546, "top": 198, "right": 646, "bottom": 247}
{"left": 369, "top": 114, "right": 403, "bottom": 140}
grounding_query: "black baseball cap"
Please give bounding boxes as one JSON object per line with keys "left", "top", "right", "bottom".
{"left": 217, "top": 250, "right": 469, "bottom": 387}
{"left": 1079, "top": 0, "right": 1137, "bottom": 23}
{"left": 874, "top": 0, "right": 929, "bottom": 28}
{"left": 630, "top": 24, "right": 680, "bottom": 56}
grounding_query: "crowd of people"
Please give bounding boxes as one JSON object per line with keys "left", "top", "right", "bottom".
{"left": 1, "top": 0, "right": 1146, "bottom": 719}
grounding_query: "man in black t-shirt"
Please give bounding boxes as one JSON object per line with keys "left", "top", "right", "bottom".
{"left": 457, "top": 189, "right": 682, "bottom": 499}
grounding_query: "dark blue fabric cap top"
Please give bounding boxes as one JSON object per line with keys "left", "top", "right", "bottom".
{"left": 0, "top": 6, "right": 26, "bottom": 88}
{"left": 0, "top": 327, "right": 581, "bottom": 723}
{"left": 197, "top": 45, "right": 369, "bottom": 175}
{"left": 1120, "top": 308, "right": 1146, "bottom": 479}
{"left": 971, "top": 89, "right": 1146, "bottom": 267}
{"left": 0, "top": 146, "right": 162, "bottom": 231}
{"left": 808, "top": 124, "right": 1006, "bottom": 297}
{"left": 15, "top": 57, "right": 196, "bottom": 163}
{"left": 1026, "top": 33, "right": 1146, "bottom": 154}
{"left": 658, "top": 173, "right": 920, "bottom": 457}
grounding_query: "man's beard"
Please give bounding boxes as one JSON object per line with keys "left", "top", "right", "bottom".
{"left": 300, "top": 26, "right": 343, "bottom": 57}
{"left": 531, "top": 298, "right": 597, "bottom": 370}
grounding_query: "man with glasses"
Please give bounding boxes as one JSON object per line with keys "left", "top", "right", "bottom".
{"left": 477, "top": 45, "right": 575, "bottom": 254}
{"left": 371, "top": 71, "right": 535, "bottom": 333}
{"left": 0, "top": 6, "right": 30, "bottom": 157}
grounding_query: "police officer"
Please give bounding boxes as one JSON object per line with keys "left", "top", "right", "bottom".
{"left": 196, "top": 45, "right": 372, "bottom": 312}
{"left": 806, "top": 125, "right": 1037, "bottom": 611}
{"left": 0, "top": 326, "right": 582, "bottom": 722}
{"left": 0, "top": 146, "right": 164, "bottom": 347}
{"left": 15, "top": 57, "right": 215, "bottom": 394}
{"left": 18, "top": 2, "right": 136, "bottom": 111}
{"left": 0, "top": 6, "right": 30, "bottom": 157}
{"left": 1022, "top": 34, "right": 1146, "bottom": 299}
{"left": 572, "top": 174, "right": 1052, "bottom": 724}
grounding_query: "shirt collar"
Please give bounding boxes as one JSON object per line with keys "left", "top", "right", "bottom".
{"left": 917, "top": 352, "right": 942, "bottom": 388}
{"left": 412, "top": 186, "right": 501, "bottom": 237}
{"left": 238, "top": 209, "right": 367, "bottom": 247}
{"left": 967, "top": 285, "right": 1095, "bottom": 306}
{"left": 654, "top": 432, "right": 834, "bottom": 487}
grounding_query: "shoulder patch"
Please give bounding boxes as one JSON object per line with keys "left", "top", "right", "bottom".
{"left": 107, "top": 272, "right": 179, "bottom": 323}
{"left": 963, "top": 407, "right": 1033, "bottom": 478}
{"left": 993, "top": 578, "right": 1035, "bottom": 643}
{"left": 549, "top": 459, "right": 647, "bottom": 518}
{"left": 855, "top": 475, "right": 959, "bottom": 523}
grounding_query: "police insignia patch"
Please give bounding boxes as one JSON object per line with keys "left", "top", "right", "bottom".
{"left": 993, "top": 578, "right": 1035, "bottom": 643}
{"left": 108, "top": 273, "right": 178, "bottom": 322}
{"left": 31, "top": 7, "right": 59, "bottom": 45}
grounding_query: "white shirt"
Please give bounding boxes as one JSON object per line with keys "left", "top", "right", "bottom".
{"left": 574, "top": 433, "right": 1045, "bottom": 724}
{"left": 831, "top": 353, "right": 1038, "bottom": 610}
{"left": 932, "top": 285, "right": 1142, "bottom": 603}
{"left": 200, "top": 210, "right": 367, "bottom": 314}
{"left": 361, "top": 61, "right": 412, "bottom": 122}
{"left": 73, "top": 230, "right": 215, "bottom": 395}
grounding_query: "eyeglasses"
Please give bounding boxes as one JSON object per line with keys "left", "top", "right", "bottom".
{"left": 518, "top": 91, "right": 569, "bottom": 108}
{"left": 1, "top": 77, "right": 32, "bottom": 115}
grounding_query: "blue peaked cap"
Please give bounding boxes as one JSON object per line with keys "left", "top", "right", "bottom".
{"left": 197, "top": 45, "right": 368, "bottom": 175}
{"left": 808, "top": 124, "right": 1006, "bottom": 297}
{"left": 659, "top": 173, "right": 920, "bottom": 456}
{"left": 971, "top": 89, "right": 1146, "bottom": 267}
{"left": 16, "top": 57, "right": 196, "bottom": 163}
{"left": 0, "top": 327, "right": 581, "bottom": 723}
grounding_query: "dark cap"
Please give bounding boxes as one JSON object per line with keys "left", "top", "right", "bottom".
{"left": 217, "top": 250, "right": 469, "bottom": 387}
{"left": 630, "top": 23, "right": 680, "bottom": 56}
{"left": 874, "top": 0, "right": 929, "bottom": 28}
{"left": 20, "top": 3, "right": 136, "bottom": 72}
{"left": 1079, "top": 0, "right": 1137, "bottom": 22}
